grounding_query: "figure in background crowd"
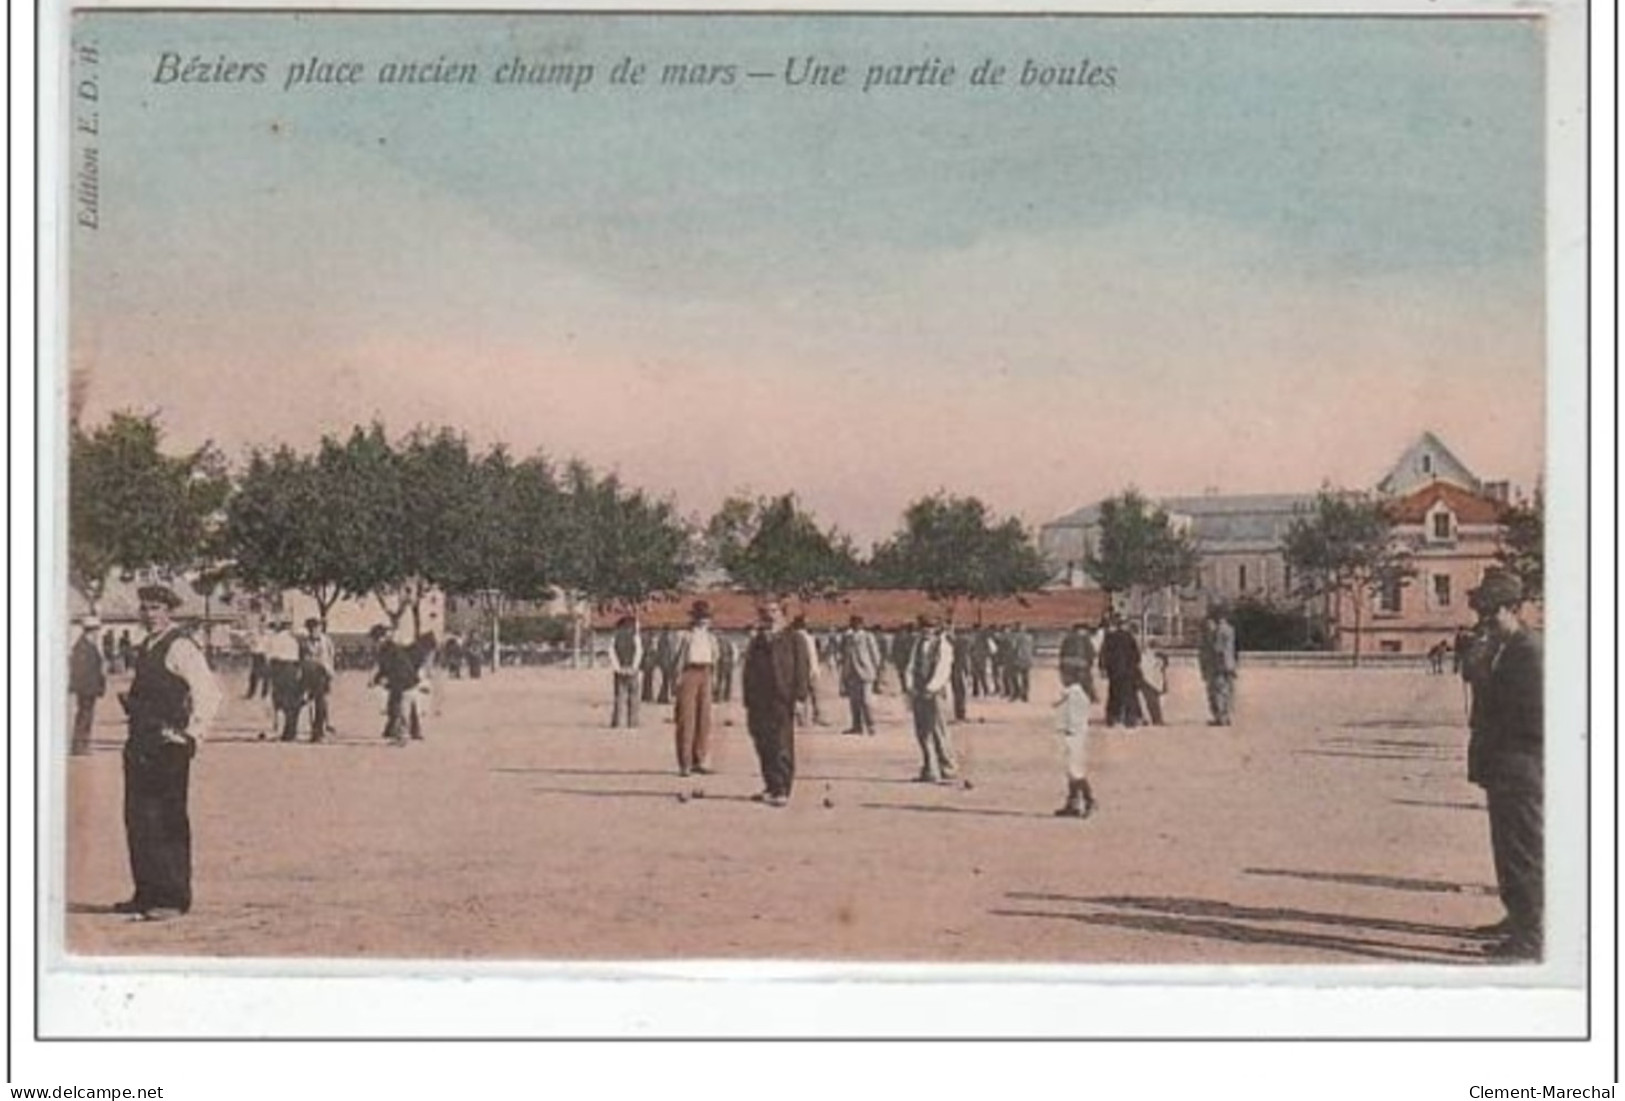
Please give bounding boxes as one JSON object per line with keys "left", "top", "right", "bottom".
{"left": 741, "top": 599, "right": 809, "bottom": 807}
{"left": 1198, "top": 606, "right": 1238, "bottom": 727}
{"left": 1129, "top": 622, "right": 1166, "bottom": 727}
{"left": 838, "top": 615, "right": 881, "bottom": 735}
{"left": 991, "top": 627, "right": 1011, "bottom": 698}
{"left": 265, "top": 617, "right": 304, "bottom": 742}
{"left": 792, "top": 616, "right": 828, "bottom": 727}
{"left": 101, "top": 629, "right": 119, "bottom": 676}
{"left": 299, "top": 618, "right": 336, "bottom": 742}
{"left": 904, "top": 614, "right": 958, "bottom": 784}
{"left": 654, "top": 628, "right": 677, "bottom": 704}
{"left": 370, "top": 626, "right": 421, "bottom": 745}
{"left": 1427, "top": 639, "right": 1450, "bottom": 674}
{"left": 115, "top": 583, "right": 221, "bottom": 922}
{"left": 870, "top": 628, "right": 890, "bottom": 694}
{"left": 243, "top": 623, "right": 269, "bottom": 699}
{"left": 639, "top": 627, "right": 660, "bottom": 703}
{"left": 1008, "top": 622, "right": 1035, "bottom": 703}
{"left": 711, "top": 629, "right": 736, "bottom": 704}
{"left": 608, "top": 614, "right": 643, "bottom": 730}
{"left": 969, "top": 627, "right": 993, "bottom": 699}
{"left": 1098, "top": 615, "right": 1144, "bottom": 728}
{"left": 948, "top": 623, "right": 970, "bottom": 722}
{"left": 466, "top": 638, "right": 484, "bottom": 679}
{"left": 671, "top": 601, "right": 720, "bottom": 776}
{"left": 1052, "top": 661, "right": 1099, "bottom": 819}
{"left": 890, "top": 624, "right": 915, "bottom": 699}
{"left": 118, "top": 631, "right": 135, "bottom": 679}
{"left": 443, "top": 634, "right": 465, "bottom": 679}
{"left": 69, "top": 614, "right": 107, "bottom": 756}
{"left": 1460, "top": 569, "right": 1544, "bottom": 961}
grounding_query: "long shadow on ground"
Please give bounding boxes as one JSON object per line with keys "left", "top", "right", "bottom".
{"left": 858, "top": 801, "right": 1049, "bottom": 820}
{"left": 991, "top": 894, "right": 1491, "bottom": 963}
{"left": 1244, "top": 867, "right": 1497, "bottom": 895}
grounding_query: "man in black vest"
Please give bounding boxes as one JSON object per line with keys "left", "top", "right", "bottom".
{"left": 115, "top": 584, "right": 221, "bottom": 921}
{"left": 69, "top": 614, "right": 107, "bottom": 756}
{"left": 607, "top": 614, "right": 643, "bottom": 729}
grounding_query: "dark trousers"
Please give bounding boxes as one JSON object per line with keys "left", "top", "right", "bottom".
{"left": 844, "top": 677, "right": 875, "bottom": 733}
{"left": 306, "top": 668, "right": 332, "bottom": 740}
{"left": 245, "top": 655, "right": 269, "bottom": 698}
{"left": 1486, "top": 783, "right": 1544, "bottom": 949}
{"left": 123, "top": 741, "right": 193, "bottom": 911}
{"left": 72, "top": 694, "right": 97, "bottom": 754}
{"left": 612, "top": 672, "right": 640, "bottom": 728}
{"left": 641, "top": 666, "right": 656, "bottom": 703}
{"left": 950, "top": 671, "right": 968, "bottom": 721}
{"left": 383, "top": 690, "right": 422, "bottom": 741}
{"left": 1010, "top": 666, "right": 1031, "bottom": 702}
{"left": 970, "top": 662, "right": 990, "bottom": 698}
{"left": 747, "top": 705, "right": 796, "bottom": 797}
{"left": 1105, "top": 675, "right": 1143, "bottom": 727}
{"left": 270, "top": 662, "right": 303, "bottom": 741}
{"left": 712, "top": 665, "right": 733, "bottom": 703}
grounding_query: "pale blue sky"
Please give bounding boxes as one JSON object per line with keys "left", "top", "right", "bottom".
{"left": 71, "top": 13, "right": 1546, "bottom": 541}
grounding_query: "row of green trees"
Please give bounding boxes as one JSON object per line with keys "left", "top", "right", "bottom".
{"left": 68, "top": 412, "right": 1542, "bottom": 646}
{"left": 69, "top": 415, "right": 1065, "bottom": 627}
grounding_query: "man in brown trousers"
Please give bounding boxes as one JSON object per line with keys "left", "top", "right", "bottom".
{"left": 742, "top": 599, "right": 810, "bottom": 807}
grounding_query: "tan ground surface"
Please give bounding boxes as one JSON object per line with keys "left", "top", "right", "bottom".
{"left": 63, "top": 660, "right": 1506, "bottom": 965}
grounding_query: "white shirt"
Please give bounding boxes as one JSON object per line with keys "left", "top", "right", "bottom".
{"left": 265, "top": 629, "right": 301, "bottom": 663}
{"left": 683, "top": 625, "right": 717, "bottom": 666}
{"left": 1054, "top": 683, "right": 1090, "bottom": 737}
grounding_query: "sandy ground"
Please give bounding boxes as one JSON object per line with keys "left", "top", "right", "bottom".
{"left": 62, "top": 660, "right": 1507, "bottom": 965}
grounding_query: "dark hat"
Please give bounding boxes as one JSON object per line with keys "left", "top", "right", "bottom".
{"left": 368, "top": 624, "right": 390, "bottom": 639}
{"left": 848, "top": 614, "right": 865, "bottom": 628}
{"left": 689, "top": 599, "right": 712, "bottom": 621}
{"left": 304, "top": 617, "right": 321, "bottom": 630}
{"left": 917, "top": 612, "right": 940, "bottom": 629}
{"left": 1469, "top": 569, "right": 1524, "bottom": 612}
{"left": 136, "top": 584, "right": 182, "bottom": 609}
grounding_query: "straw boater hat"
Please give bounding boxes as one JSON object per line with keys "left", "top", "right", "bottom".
{"left": 136, "top": 583, "right": 182, "bottom": 609}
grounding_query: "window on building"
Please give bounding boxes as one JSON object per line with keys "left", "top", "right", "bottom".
{"left": 1432, "top": 511, "right": 1453, "bottom": 540}
{"left": 1422, "top": 454, "right": 1433, "bottom": 474}
{"left": 1433, "top": 574, "right": 1452, "bottom": 607}
{"left": 1238, "top": 564, "right": 1248, "bottom": 592}
{"left": 1378, "top": 577, "right": 1403, "bottom": 614}
{"left": 1379, "top": 640, "right": 1403, "bottom": 654}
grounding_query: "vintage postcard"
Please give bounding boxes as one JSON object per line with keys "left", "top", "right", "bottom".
{"left": 34, "top": 0, "right": 1597, "bottom": 1063}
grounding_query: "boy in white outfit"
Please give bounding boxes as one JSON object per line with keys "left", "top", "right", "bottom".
{"left": 1053, "top": 664, "right": 1098, "bottom": 818}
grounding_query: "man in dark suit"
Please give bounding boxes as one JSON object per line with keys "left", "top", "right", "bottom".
{"left": 1461, "top": 569, "right": 1544, "bottom": 961}
{"left": 69, "top": 615, "right": 108, "bottom": 756}
{"left": 741, "top": 599, "right": 809, "bottom": 807}
{"left": 1098, "top": 615, "right": 1144, "bottom": 728}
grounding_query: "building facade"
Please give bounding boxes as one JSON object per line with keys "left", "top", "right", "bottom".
{"left": 1039, "top": 432, "right": 1523, "bottom": 652}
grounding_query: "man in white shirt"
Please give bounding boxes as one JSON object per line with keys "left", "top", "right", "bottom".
{"left": 115, "top": 583, "right": 222, "bottom": 921}
{"left": 904, "top": 613, "right": 958, "bottom": 783}
{"left": 300, "top": 618, "right": 337, "bottom": 742}
{"left": 671, "top": 600, "right": 720, "bottom": 775}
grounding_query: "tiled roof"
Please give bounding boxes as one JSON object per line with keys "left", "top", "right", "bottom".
{"left": 1387, "top": 482, "right": 1507, "bottom": 525}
